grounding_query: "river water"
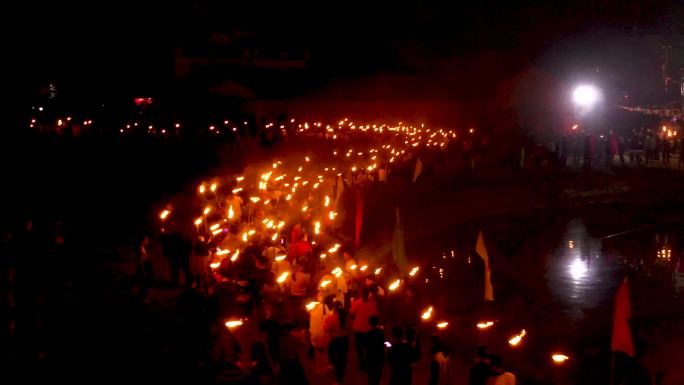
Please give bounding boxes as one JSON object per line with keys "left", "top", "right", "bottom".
{"left": 401, "top": 208, "right": 684, "bottom": 384}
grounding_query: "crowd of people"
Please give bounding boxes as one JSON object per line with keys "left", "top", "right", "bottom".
{"left": 5, "top": 108, "right": 682, "bottom": 383}
{"left": 121, "top": 119, "right": 538, "bottom": 385}
{"left": 557, "top": 126, "right": 683, "bottom": 169}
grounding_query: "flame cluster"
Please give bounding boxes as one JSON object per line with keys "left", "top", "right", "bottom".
{"left": 158, "top": 118, "right": 455, "bottom": 282}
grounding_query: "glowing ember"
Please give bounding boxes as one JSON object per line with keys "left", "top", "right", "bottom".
{"left": 374, "top": 267, "right": 382, "bottom": 275}
{"left": 224, "top": 320, "right": 243, "bottom": 329}
{"left": 210, "top": 183, "right": 217, "bottom": 192}
{"left": 159, "top": 209, "right": 171, "bottom": 220}
{"left": 331, "top": 267, "right": 343, "bottom": 278}
{"left": 360, "top": 265, "right": 368, "bottom": 271}
{"left": 232, "top": 188, "right": 243, "bottom": 194}
{"left": 436, "top": 322, "right": 449, "bottom": 329}
{"left": 203, "top": 207, "right": 211, "bottom": 215}
{"left": 306, "top": 301, "right": 319, "bottom": 311}
{"left": 276, "top": 272, "right": 289, "bottom": 283}
{"left": 320, "top": 279, "right": 332, "bottom": 288}
{"left": 271, "top": 233, "right": 278, "bottom": 241}
{"left": 210, "top": 262, "right": 221, "bottom": 269}
{"left": 421, "top": 306, "right": 434, "bottom": 320}
{"left": 476, "top": 321, "right": 494, "bottom": 329}
{"left": 199, "top": 185, "right": 206, "bottom": 194}
{"left": 216, "top": 249, "right": 230, "bottom": 256}
{"left": 275, "top": 255, "right": 287, "bottom": 262}
{"left": 230, "top": 250, "right": 240, "bottom": 262}
{"left": 409, "top": 266, "right": 419, "bottom": 276}
{"left": 388, "top": 279, "right": 401, "bottom": 291}
{"left": 210, "top": 223, "right": 220, "bottom": 231}
{"left": 328, "top": 244, "right": 341, "bottom": 253}
{"left": 314, "top": 221, "right": 321, "bottom": 234}
{"left": 324, "top": 196, "right": 330, "bottom": 207}
{"left": 508, "top": 329, "right": 526, "bottom": 346}
{"left": 194, "top": 218, "right": 203, "bottom": 226}
{"left": 551, "top": 354, "right": 569, "bottom": 364}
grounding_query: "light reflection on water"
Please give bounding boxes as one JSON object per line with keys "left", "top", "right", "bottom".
{"left": 546, "top": 220, "right": 620, "bottom": 318}
{"left": 422, "top": 216, "right": 683, "bottom": 323}
{"left": 546, "top": 219, "right": 683, "bottom": 319}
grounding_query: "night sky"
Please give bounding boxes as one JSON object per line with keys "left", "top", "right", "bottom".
{"left": 10, "top": 1, "right": 684, "bottom": 106}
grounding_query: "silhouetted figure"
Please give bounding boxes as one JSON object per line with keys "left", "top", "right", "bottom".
{"left": 137, "top": 235, "right": 153, "bottom": 298}
{"left": 190, "top": 236, "right": 210, "bottom": 292}
{"left": 486, "top": 355, "right": 516, "bottom": 385}
{"left": 160, "top": 230, "right": 184, "bottom": 286}
{"left": 618, "top": 137, "right": 626, "bottom": 165}
{"left": 662, "top": 139, "right": 671, "bottom": 164}
{"left": 609, "top": 131, "right": 618, "bottom": 164}
{"left": 350, "top": 287, "right": 378, "bottom": 371}
{"left": 583, "top": 134, "right": 593, "bottom": 168}
{"left": 324, "top": 300, "right": 349, "bottom": 385}
{"left": 213, "top": 322, "right": 245, "bottom": 383}
{"left": 387, "top": 325, "right": 420, "bottom": 385}
{"left": 366, "top": 315, "right": 385, "bottom": 385}
{"left": 469, "top": 346, "right": 491, "bottom": 385}
{"left": 247, "top": 341, "right": 274, "bottom": 385}
{"left": 279, "top": 322, "right": 308, "bottom": 385}
{"left": 429, "top": 335, "right": 452, "bottom": 385}
{"left": 259, "top": 302, "right": 285, "bottom": 363}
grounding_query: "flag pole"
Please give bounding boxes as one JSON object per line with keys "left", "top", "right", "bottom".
{"left": 608, "top": 351, "right": 616, "bottom": 385}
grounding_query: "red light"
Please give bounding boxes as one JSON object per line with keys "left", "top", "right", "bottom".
{"left": 134, "top": 97, "right": 153, "bottom": 106}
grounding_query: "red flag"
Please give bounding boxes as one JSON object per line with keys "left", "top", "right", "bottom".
{"left": 354, "top": 188, "right": 363, "bottom": 246}
{"left": 611, "top": 278, "right": 634, "bottom": 357}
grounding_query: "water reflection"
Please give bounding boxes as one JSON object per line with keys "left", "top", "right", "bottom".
{"left": 569, "top": 258, "right": 589, "bottom": 281}
{"left": 547, "top": 219, "right": 684, "bottom": 319}
{"left": 547, "top": 220, "right": 620, "bottom": 319}
{"left": 423, "top": 215, "right": 683, "bottom": 321}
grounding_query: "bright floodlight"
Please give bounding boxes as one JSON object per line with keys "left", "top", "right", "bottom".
{"left": 573, "top": 85, "right": 599, "bottom": 107}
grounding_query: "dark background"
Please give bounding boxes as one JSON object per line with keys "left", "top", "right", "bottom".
{"left": 9, "top": 1, "right": 683, "bottom": 104}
